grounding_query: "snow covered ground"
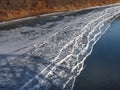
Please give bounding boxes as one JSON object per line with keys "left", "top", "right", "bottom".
{"left": 0, "top": 5, "right": 120, "bottom": 90}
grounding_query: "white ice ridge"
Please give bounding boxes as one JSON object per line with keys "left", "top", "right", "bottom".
{"left": 18, "top": 5, "right": 120, "bottom": 90}
{"left": 20, "top": 10, "right": 106, "bottom": 90}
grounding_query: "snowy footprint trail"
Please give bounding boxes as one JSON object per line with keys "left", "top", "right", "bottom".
{"left": 0, "top": 5, "right": 120, "bottom": 90}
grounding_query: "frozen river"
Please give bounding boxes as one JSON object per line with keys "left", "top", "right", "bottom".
{"left": 0, "top": 5, "right": 120, "bottom": 90}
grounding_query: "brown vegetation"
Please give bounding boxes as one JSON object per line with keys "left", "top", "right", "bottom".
{"left": 0, "top": 0, "right": 120, "bottom": 22}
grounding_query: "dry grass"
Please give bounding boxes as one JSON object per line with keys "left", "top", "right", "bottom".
{"left": 0, "top": 0, "right": 120, "bottom": 22}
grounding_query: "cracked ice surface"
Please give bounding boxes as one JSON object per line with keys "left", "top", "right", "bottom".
{"left": 0, "top": 5, "right": 120, "bottom": 90}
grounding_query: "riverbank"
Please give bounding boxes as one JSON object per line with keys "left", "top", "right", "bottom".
{"left": 0, "top": 0, "right": 120, "bottom": 22}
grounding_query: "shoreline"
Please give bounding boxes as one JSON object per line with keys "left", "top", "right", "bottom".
{"left": 0, "top": 3, "right": 120, "bottom": 27}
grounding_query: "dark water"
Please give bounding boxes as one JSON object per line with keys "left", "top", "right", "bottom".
{"left": 74, "top": 17, "right": 120, "bottom": 90}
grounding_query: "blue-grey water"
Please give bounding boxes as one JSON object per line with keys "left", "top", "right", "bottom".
{"left": 74, "top": 16, "right": 120, "bottom": 90}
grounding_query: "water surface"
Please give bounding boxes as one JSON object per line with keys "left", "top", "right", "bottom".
{"left": 74, "top": 16, "right": 120, "bottom": 90}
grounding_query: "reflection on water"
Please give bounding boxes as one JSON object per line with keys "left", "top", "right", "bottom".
{"left": 74, "top": 17, "right": 120, "bottom": 90}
